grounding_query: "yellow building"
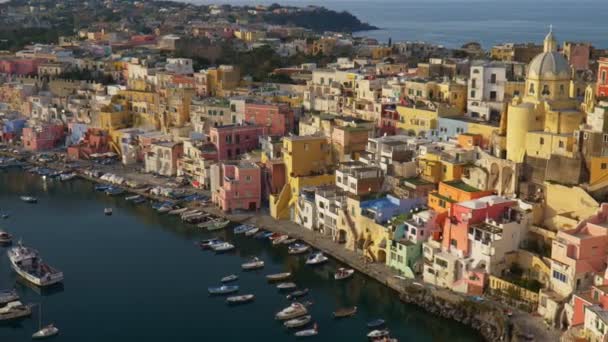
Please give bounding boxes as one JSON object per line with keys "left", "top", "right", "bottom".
{"left": 396, "top": 102, "right": 461, "bottom": 137}
{"left": 506, "top": 29, "right": 585, "bottom": 163}
{"left": 269, "top": 136, "right": 336, "bottom": 220}
{"left": 234, "top": 30, "right": 266, "bottom": 42}
{"left": 404, "top": 80, "right": 467, "bottom": 113}
{"left": 417, "top": 152, "right": 466, "bottom": 184}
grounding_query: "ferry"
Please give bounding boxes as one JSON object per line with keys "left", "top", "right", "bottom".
{"left": 7, "top": 243, "right": 64, "bottom": 287}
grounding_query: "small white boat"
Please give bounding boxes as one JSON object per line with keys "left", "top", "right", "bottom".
{"left": 221, "top": 274, "right": 238, "bottom": 283}
{"left": 125, "top": 194, "right": 142, "bottom": 201}
{"left": 275, "top": 302, "right": 308, "bottom": 320}
{"left": 284, "top": 315, "right": 312, "bottom": 328}
{"left": 294, "top": 324, "right": 318, "bottom": 337}
{"left": 272, "top": 235, "right": 289, "bottom": 245}
{"left": 266, "top": 272, "right": 291, "bottom": 282}
{"left": 244, "top": 227, "right": 260, "bottom": 236}
{"left": 208, "top": 285, "right": 239, "bottom": 295}
{"left": 277, "top": 282, "right": 297, "bottom": 291}
{"left": 226, "top": 294, "right": 255, "bottom": 305}
{"left": 334, "top": 268, "right": 355, "bottom": 280}
{"left": 32, "top": 304, "right": 58, "bottom": 339}
{"left": 241, "top": 257, "right": 264, "bottom": 270}
{"left": 20, "top": 196, "right": 37, "bottom": 203}
{"left": 168, "top": 207, "right": 189, "bottom": 215}
{"left": 207, "top": 219, "right": 231, "bottom": 231}
{"left": 59, "top": 173, "right": 76, "bottom": 181}
{"left": 306, "top": 252, "right": 328, "bottom": 266}
{"left": 288, "top": 244, "right": 310, "bottom": 255}
{"left": 211, "top": 242, "right": 235, "bottom": 253}
{"left": 104, "top": 208, "right": 113, "bottom": 216}
{"left": 367, "top": 329, "right": 390, "bottom": 338}
{"left": 282, "top": 238, "right": 297, "bottom": 245}
{"left": 157, "top": 205, "right": 173, "bottom": 213}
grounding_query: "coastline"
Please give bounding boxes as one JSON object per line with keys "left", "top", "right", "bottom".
{"left": 2, "top": 153, "right": 560, "bottom": 341}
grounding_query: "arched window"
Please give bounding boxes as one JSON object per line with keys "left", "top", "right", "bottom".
{"left": 529, "top": 83, "right": 535, "bottom": 95}
{"left": 542, "top": 85, "right": 550, "bottom": 96}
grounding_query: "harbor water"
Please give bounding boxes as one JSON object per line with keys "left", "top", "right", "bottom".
{"left": 0, "top": 169, "right": 481, "bottom": 341}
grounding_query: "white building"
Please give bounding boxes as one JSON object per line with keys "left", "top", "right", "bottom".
{"left": 467, "top": 61, "right": 507, "bottom": 122}
{"left": 314, "top": 186, "right": 346, "bottom": 238}
{"left": 165, "top": 58, "right": 194, "bottom": 75}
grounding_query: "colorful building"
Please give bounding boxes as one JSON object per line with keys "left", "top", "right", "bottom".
{"left": 208, "top": 124, "right": 267, "bottom": 160}
{"left": 212, "top": 161, "right": 262, "bottom": 212}
{"left": 22, "top": 124, "right": 65, "bottom": 151}
{"left": 244, "top": 102, "right": 295, "bottom": 137}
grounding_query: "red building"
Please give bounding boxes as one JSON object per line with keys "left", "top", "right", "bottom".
{"left": 22, "top": 124, "right": 65, "bottom": 151}
{"left": 244, "top": 102, "right": 294, "bottom": 136}
{"left": 0, "top": 58, "right": 45, "bottom": 75}
{"left": 598, "top": 57, "right": 608, "bottom": 98}
{"left": 209, "top": 124, "right": 268, "bottom": 160}
{"left": 378, "top": 103, "right": 398, "bottom": 136}
{"left": 66, "top": 128, "right": 111, "bottom": 160}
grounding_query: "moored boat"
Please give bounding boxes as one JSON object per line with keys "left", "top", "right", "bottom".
{"left": 281, "top": 238, "right": 297, "bottom": 245}
{"left": 168, "top": 207, "right": 189, "bottom": 215}
{"left": 125, "top": 194, "right": 141, "bottom": 201}
{"left": 32, "top": 324, "right": 59, "bottom": 339}
{"left": 367, "top": 329, "right": 390, "bottom": 339}
{"left": 334, "top": 268, "right": 355, "bottom": 280}
{"left": 59, "top": 173, "right": 76, "bottom": 181}
{"left": 272, "top": 234, "right": 289, "bottom": 245}
{"left": 7, "top": 243, "right": 64, "bottom": 287}
{"left": 0, "top": 301, "right": 32, "bottom": 321}
{"left": 0, "top": 289, "right": 19, "bottom": 305}
{"left": 221, "top": 274, "right": 238, "bottom": 283}
{"left": 288, "top": 243, "right": 310, "bottom": 255}
{"left": 284, "top": 315, "right": 312, "bottom": 328}
{"left": 157, "top": 205, "right": 173, "bottom": 213}
{"left": 241, "top": 257, "right": 264, "bottom": 270}
{"left": 266, "top": 272, "right": 291, "bottom": 282}
{"left": 333, "top": 306, "right": 357, "bottom": 318}
{"left": 132, "top": 197, "right": 146, "bottom": 204}
{"left": 105, "top": 187, "right": 124, "bottom": 196}
{"left": 207, "top": 218, "right": 230, "bottom": 231}
{"left": 208, "top": 285, "right": 239, "bottom": 295}
{"left": 276, "top": 282, "right": 297, "bottom": 291}
{"left": 226, "top": 294, "right": 255, "bottom": 305}
{"left": 294, "top": 324, "right": 318, "bottom": 337}
{"left": 305, "top": 252, "right": 328, "bottom": 266}
{"left": 366, "top": 319, "right": 385, "bottom": 329}
{"left": 104, "top": 208, "right": 113, "bottom": 216}
{"left": 199, "top": 239, "right": 223, "bottom": 250}
{"left": 211, "top": 242, "right": 235, "bottom": 253}
{"left": 244, "top": 227, "right": 260, "bottom": 236}
{"left": 20, "top": 196, "right": 37, "bottom": 203}
{"left": 0, "top": 230, "right": 13, "bottom": 245}
{"left": 94, "top": 185, "right": 110, "bottom": 192}
{"left": 286, "top": 288, "right": 309, "bottom": 300}
{"left": 233, "top": 224, "right": 253, "bottom": 235}
{"left": 275, "top": 302, "right": 308, "bottom": 320}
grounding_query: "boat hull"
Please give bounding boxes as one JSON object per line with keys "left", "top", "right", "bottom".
{"left": 8, "top": 259, "right": 63, "bottom": 287}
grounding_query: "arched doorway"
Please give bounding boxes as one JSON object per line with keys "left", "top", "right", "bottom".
{"left": 377, "top": 249, "right": 387, "bottom": 263}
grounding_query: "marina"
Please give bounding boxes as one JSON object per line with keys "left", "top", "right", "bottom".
{"left": 0, "top": 169, "right": 480, "bottom": 341}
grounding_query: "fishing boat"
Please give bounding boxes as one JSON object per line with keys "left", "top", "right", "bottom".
{"left": 233, "top": 225, "right": 253, "bottom": 235}
{"left": 333, "top": 306, "right": 357, "bottom": 318}
{"left": 284, "top": 315, "right": 312, "bottom": 328}
{"left": 334, "top": 268, "right": 355, "bottom": 280}
{"left": 286, "top": 288, "right": 309, "bottom": 300}
{"left": 276, "top": 282, "right": 297, "bottom": 291}
{"left": 0, "top": 301, "right": 32, "bottom": 321}
{"left": 241, "top": 257, "right": 264, "bottom": 270}
{"left": 275, "top": 302, "right": 308, "bottom": 320}
{"left": 211, "top": 242, "right": 235, "bottom": 253}
{"left": 305, "top": 252, "right": 328, "bottom": 266}
{"left": 32, "top": 304, "right": 58, "bottom": 339}
{"left": 20, "top": 196, "right": 37, "bottom": 203}
{"left": 0, "top": 230, "right": 13, "bottom": 245}
{"left": 226, "top": 294, "right": 255, "bottom": 305}
{"left": 199, "top": 239, "right": 223, "bottom": 250}
{"left": 266, "top": 272, "right": 291, "bottom": 282}
{"left": 125, "top": 194, "right": 142, "bottom": 201}
{"left": 208, "top": 285, "right": 239, "bottom": 295}
{"left": 221, "top": 274, "right": 238, "bottom": 283}
{"left": 272, "top": 234, "right": 289, "bottom": 245}
{"left": 294, "top": 324, "right": 318, "bottom": 337}
{"left": 244, "top": 227, "right": 260, "bottom": 237}
{"left": 104, "top": 208, "right": 113, "bottom": 216}
{"left": 59, "top": 173, "right": 76, "bottom": 181}
{"left": 7, "top": 243, "right": 64, "bottom": 287}
{"left": 367, "top": 329, "right": 390, "bottom": 339}
{"left": 282, "top": 238, "right": 297, "bottom": 245}
{"left": 366, "top": 319, "right": 386, "bottom": 329}
{"left": 288, "top": 243, "right": 310, "bottom": 255}
{"left": 0, "top": 289, "right": 19, "bottom": 305}
{"left": 168, "top": 207, "right": 189, "bottom": 215}
{"left": 207, "top": 218, "right": 230, "bottom": 231}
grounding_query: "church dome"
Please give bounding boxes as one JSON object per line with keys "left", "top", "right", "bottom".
{"left": 527, "top": 51, "right": 571, "bottom": 80}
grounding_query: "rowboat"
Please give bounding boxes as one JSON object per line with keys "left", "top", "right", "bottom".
{"left": 233, "top": 225, "right": 253, "bottom": 235}
{"left": 241, "top": 257, "right": 264, "bottom": 270}
{"left": 125, "top": 194, "right": 141, "bottom": 201}
{"left": 286, "top": 288, "right": 309, "bottom": 300}
{"left": 211, "top": 242, "right": 235, "bottom": 253}
{"left": 168, "top": 207, "right": 189, "bottom": 215}
{"left": 272, "top": 235, "right": 289, "bottom": 245}
{"left": 366, "top": 319, "right": 385, "bottom": 329}
{"left": 0, "top": 289, "right": 19, "bottom": 305}
{"left": 294, "top": 324, "right": 318, "bottom": 337}
{"left": 367, "top": 329, "right": 390, "bottom": 338}
{"left": 288, "top": 243, "right": 310, "bottom": 255}
{"left": 32, "top": 324, "right": 58, "bottom": 339}
{"left": 305, "top": 252, "right": 328, "bottom": 266}
{"left": 244, "top": 227, "right": 260, "bottom": 236}
{"left": 281, "top": 238, "right": 297, "bottom": 245}
{"left": 334, "top": 268, "right": 355, "bottom": 280}
{"left": 199, "top": 239, "right": 223, "bottom": 250}
{"left": 266, "top": 272, "right": 291, "bottom": 282}
{"left": 207, "top": 219, "right": 231, "bottom": 231}
{"left": 221, "top": 274, "right": 238, "bottom": 283}
{"left": 276, "top": 282, "right": 297, "bottom": 291}
{"left": 226, "top": 294, "right": 255, "bottom": 305}
{"left": 275, "top": 302, "right": 308, "bottom": 320}
{"left": 208, "top": 285, "right": 239, "bottom": 295}
{"left": 284, "top": 315, "right": 311, "bottom": 328}
{"left": 333, "top": 306, "right": 357, "bottom": 318}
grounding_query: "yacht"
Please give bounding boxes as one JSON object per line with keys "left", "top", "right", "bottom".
{"left": 7, "top": 243, "right": 64, "bottom": 287}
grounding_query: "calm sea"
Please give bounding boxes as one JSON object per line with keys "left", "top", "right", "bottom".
{"left": 185, "top": 0, "right": 608, "bottom": 49}
{"left": 0, "top": 170, "right": 480, "bottom": 341}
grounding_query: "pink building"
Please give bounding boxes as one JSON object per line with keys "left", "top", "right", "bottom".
{"left": 22, "top": 124, "right": 65, "bottom": 151}
{"left": 244, "top": 102, "right": 294, "bottom": 136}
{"left": 214, "top": 161, "right": 262, "bottom": 212}
{"left": 0, "top": 58, "right": 46, "bottom": 75}
{"left": 209, "top": 124, "right": 267, "bottom": 160}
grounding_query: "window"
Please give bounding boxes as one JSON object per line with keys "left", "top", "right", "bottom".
{"left": 450, "top": 239, "right": 457, "bottom": 247}
{"left": 304, "top": 143, "right": 309, "bottom": 151}
{"left": 602, "top": 163, "right": 607, "bottom": 170}
{"left": 559, "top": 141, "right": 564, "bottom": 148}
{"left": 471, "top": 78, "right": 477, "bottom": 89}
{"left": 539, "top": 137, "right": 544, "bottom": 145}
{"left": 435, "top": 258, "right": 448, "bottom": 268}
{"left": 245, "top": 175, "right": 252, "bottom": 182}
{"left": 559, "top": 84, "right": 565, "bottom": 95}
{"left": 542, "top": 84, "right": 550, "bottom": 96}
{"left": 552, "top": 270, "right": 567, "bottom": 283}
{"left": 490, "top": 91, "right": 497, "bottom": 101}
{"left": 529, "top": 83, "right": 535, "bottom": 95}
{"left": 602, "top": 71, "right": 607, "bottom": 84}
{"left": 490, "top": 73, "right": 497, "bottom": 84}
{"left": 470, "top": 90, "right": 476, "bottom": 98}
{"left": 603, "top": 134, "right": 608, "bottom": 143}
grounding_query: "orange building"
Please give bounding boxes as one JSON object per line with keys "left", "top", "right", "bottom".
{"left": 428, "top": 180, "right": 494, "bottom": 214}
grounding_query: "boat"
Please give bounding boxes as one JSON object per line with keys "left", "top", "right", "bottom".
{"left": 208, "top": 285, "right": 239, "bottom": 295}
{"left": 282, "top": 238, "right": 297, "bottom": 245}
{"left": 0, "top": 289, "right": 19, "bottom": 305}
{"left": 241, "top": 257, "right": 264, "bottom": 270}
{"left": 32, "top": 304, "right": 58, "bottom": 339}
{"left": 276, "top": 282, "right": 297, "bottom": 291}
{"left": 266, "top": 272, "right": 291, "bottom": 282}
{"left": 125, "top": 194, "right": 142, "bottom": 201}
{"left": 226, "top": 294, "right": 255, "bottom": 305}
{"left": 288, "top": 243, "right": 310, "bottom": 255}
{"left": 366, "top": 319, "right": 386, "bottom": 329}
{"left": 233, "top": 225, "right": 253, "bottom": 235}
{"left": 94, "top": 185, "right": 110, "bottom": 192}
{"left": 286, "top": 288, "right": 309, "bottom": 300}
{"left": 157, "top": 205, "right": 173, "bottom": 213}
{"left": 268, "top": 232, "right": 283, "bottom": 241}
{"left": 20, "top": 196, "right": 37, "bottom": 203}
{"left": 334, "top": 268, "right": 355, "bottom": 280}
{"left": 244, "top": 227, "right": 260, "bottom": 237}
{"left": 132, "top": 197, "right": 146, "bottom": 205}
{"left": 272, "top": 234, "right": 289, "bottom": 245}
{"left": 1, "top": 213, "right": 9, "bottom": 219}
{"left": 305, "top": 252, "right": 328, "bottom": 266}
{"left": 221, "top": 274, "right": 238, "bottom": 283}
{"left": 105, "top": 187, "right": 124, "bottom": 196}
{"left": 207, "top": 218, "right": 230, "bottom": 231}
{"left": 284, "top": 315, "right": 312, "bottom": 328}
{"left": 104, "top": 208, "right": 113, "bottom": 216}
{"left": 294, "top": 324, "right": 318, "bottom": 337}
{"left": 262, "top": 232, "right": 275, "bottom": 239}
{"left": 333, "top": 306, "right": 357, "bottom": 318}
{"left": 211, "top": 242, "right": 235, "bottom": 253}
{"left": 367, "top": 329, "right": 390, "bottom": 338}
{"left": 0, "top": 301, "right": 32, "bottom": 321}
{"left": 7, "top": 243, "right": 64, "bottom": 287}
{"left": 59, "top": 173, "right": 76, "bottom": 181}
{"left": 275, "top": 302, "right": 308, "bottom": 320}
{"left": 168, "top": 207, "right": 189, "bottom": 215}
{"left": 199, "top": 239, "right": 223, "bottom": 250}
{"left": 0, "top": 230, "right": 13, "bottom": 245}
